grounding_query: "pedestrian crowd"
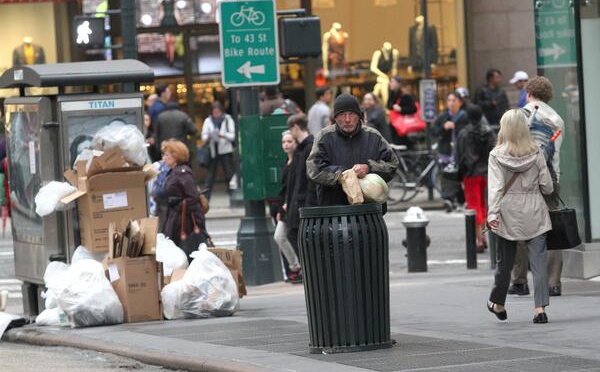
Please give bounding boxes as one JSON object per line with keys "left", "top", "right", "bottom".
{"left": 143, "top": 69, "right": 567, "bottom": 323}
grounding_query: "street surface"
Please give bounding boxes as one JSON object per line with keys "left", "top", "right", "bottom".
{"left": 0, "top": 342, "right": 177, "bottom": 371}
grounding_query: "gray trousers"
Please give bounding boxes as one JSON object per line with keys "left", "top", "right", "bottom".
{"left": 490, "top": 234, "right": 550, "bottom": 308}
{"left": 512, "top": 245, "right": 563, "bottom": 287}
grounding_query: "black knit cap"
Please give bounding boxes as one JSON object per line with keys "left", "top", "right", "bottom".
{"left": 333, "top": 93, "right": 361, "bottom": 119}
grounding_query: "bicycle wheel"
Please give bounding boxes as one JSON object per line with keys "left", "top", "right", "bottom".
{"left": 230, "top": 12, "right": 245, "bottom": 27}
{"left": 387, "top": 169, "right": 408, "bottom": 205}
{"left": 252, "top": 11, "right": 266, "bottom": 26}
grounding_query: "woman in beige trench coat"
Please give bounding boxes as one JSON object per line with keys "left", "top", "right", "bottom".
{"left": 486, "top": 109, "right": 554, "bottom": 324}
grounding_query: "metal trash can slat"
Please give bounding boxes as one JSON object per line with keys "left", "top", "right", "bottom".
{"left": 299, "top": 203, "right": 392, "bottom": 354}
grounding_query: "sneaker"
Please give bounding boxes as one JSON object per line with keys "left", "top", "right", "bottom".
{"left": 508, "top": 283, "right": 530, "bottom": 296}
{"left": 287, "top": 271, "right": 303, "bottom": 284}
{"left": 443, "top": 200, "right": 454, "bottom": 213}
{"left": 549, "top": 286, "right": 562, "bottom": 296}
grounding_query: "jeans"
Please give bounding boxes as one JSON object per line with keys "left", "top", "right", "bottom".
{"left": 490, "top": 233, "right": 549, "bottom": 308}
{"left": 274, "top": 220, "right": 300, "bottom": 271}
{"left": 204, "top": 153, "right": 234, "bottom": 199}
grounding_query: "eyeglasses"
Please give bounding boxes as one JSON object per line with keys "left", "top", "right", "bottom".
{"left": 337, "top": 112, "right": 359, "bottom": 119}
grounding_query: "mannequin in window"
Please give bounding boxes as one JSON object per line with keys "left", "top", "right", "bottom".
{"left": 159, "top": 0, "right": 182, "bottom": 66}
{"left": 370, "top": 42, "right": 399, "bottom": 106}
{"left": 322, "top": 22, "right": 348, "bottom": 78}
{"left": 13, "top": 36, "right": 46, "bottom": 67}
{"left": 408, "top": 15, "right": 438, "bottom": 74}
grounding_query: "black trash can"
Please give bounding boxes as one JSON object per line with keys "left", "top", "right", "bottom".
{"left": 298, "top": 203, "right": 392, "bottom": 354}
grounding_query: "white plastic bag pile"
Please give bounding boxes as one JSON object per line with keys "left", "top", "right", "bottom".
{"left": 34, "top": 181, "right": 76, "bottom": 217}
{"left": 161, "top": 244, "right": 239, "bottom": 319}
{"left": 36, "top": 246, "right": 123, "bottom": 328}
{"left": 156, "top": 233, "right": 189, "bottom": 276}
{"left": 92, "top": 121, "right": 146, "bottom": 166}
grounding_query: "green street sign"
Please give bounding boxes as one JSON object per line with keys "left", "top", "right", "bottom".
{"left": 534, "top": 0, "right": 577, "bottom": 68}
{"left": 219, "top": 0, "right": 280, "bottom": 87}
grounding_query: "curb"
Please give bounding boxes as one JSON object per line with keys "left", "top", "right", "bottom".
{"left": 4, "top": 327, "right": 264, "bottom": 372}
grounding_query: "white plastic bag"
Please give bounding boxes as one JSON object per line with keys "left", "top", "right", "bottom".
{"left": 71, "top": 245, "right": 106, "bottom": 263}
{"left": 36, "top": 308, "right": 69, "bottom": 327}
{"left": 57, "top": 259, "right": 123, "bottom": 328}
{"left": 42, "top": 261, "right": 69, "bottom": 309}
{"left": 92, "top": 122, "right": 146, "bottom": 166}
{"left": 34, "top": 181, "right": 77, "bottom": 217}
{"left": 359, "top": 173, "right": 390, "bottom": 203}
{"left": 156, "top": 234, "right": 189, "bottom": 276}
{"left": 161, "top": 244, "right": 238, "bottom": 319}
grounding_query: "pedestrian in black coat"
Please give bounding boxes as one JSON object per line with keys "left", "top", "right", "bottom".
{"left": 157, "top": 139, "right": 207, "bottom": 261}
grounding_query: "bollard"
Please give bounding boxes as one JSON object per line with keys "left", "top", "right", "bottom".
{"left": 465, "top": 209, "right": 477, "bottom": 269}
{"left": 487, "top": 231, "right": 497, "bottom": 270}
{"left": 402, "top": 207, "right": 429, "bottom": 272}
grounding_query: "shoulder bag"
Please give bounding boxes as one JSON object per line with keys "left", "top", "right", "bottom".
{"left": 547, "top": 196, "right": 581, "bottom": 250}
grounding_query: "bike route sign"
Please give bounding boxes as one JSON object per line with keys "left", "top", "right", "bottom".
{"left": 219, "top": 0, "right": 280, "bottom": 87}
{"left": 419, "top": 79, "right": 437, "bottom": 122}
{"left": 534, "top": 0, "right": 576, "bottom": 68}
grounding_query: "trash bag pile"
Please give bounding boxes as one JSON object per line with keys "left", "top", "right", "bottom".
{"left": 156, "top": 233, "right": 189, "bottom": 276}
{"left": 34, "top": 181, "right": 76, "bottom": 217}
{"left": 36, "top": 246, "right": 122, "bottom": 328}
{"left": 161, "top": 244, "right": 239, "bottom": 319}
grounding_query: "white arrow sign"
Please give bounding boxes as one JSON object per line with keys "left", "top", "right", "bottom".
{"left": 237, "top": 61, "right": 266, "bottom": 79}
{"left": 539, "top": 43, "right": 566, "bottom": 61}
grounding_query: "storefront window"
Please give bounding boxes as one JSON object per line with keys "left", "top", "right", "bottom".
{"left": 309, "top": 0, "right": 465, "bottom": 110}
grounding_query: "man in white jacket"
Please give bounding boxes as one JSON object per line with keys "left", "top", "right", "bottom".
{"left": 508, "top": 76, "right": 565, "bottom": 297}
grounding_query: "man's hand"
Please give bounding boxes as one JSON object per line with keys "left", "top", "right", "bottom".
{"left": 487, "top": 219, "right": 499, "bottom": 231}
{"left": 282, "top": 203, "right": 287, "bottom": 212}
{"left": 352, "top": 164, "right": 369, "bottom": 178}
{"left": 146, "top": 137, "right": 155, "bottom": 145}
{"left": 392, "top": 104, "right": 402, "bottom": 112}
{"left": 443, "top": 121, "right": 455, "bottom": 130}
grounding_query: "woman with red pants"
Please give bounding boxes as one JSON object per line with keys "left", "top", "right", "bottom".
{"left": 457, "top": 104, "right": 496, "bottom": 252}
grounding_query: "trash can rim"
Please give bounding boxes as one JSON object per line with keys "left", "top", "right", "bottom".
{"left": 300, "top": 203, "right": 382, "bottom": 218}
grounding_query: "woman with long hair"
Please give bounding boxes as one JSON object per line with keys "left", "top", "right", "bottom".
{"left": 274, "top": 131, "right": 302, "bottom": 283}
{"left": 486, "top": 109, "right": 553, "bottom": 324}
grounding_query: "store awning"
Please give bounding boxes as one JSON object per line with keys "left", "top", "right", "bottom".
{"left": 0, "top": 60, "right": 154, "bottom": 89}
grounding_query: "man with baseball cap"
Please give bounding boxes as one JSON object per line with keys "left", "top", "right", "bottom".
{"left": 510, "top": 70, "right": 529, "bottom": 108}
{"left": 307, "top": 94, "right": 398, "bottom": 206}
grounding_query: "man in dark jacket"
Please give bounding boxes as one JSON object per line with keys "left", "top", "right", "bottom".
{"left": 154, "top": 102, "right": 197, "bottom": 150}
{"left": 473, "top": 68, "right": 509, "bottom": 132}
{"left": 285, "top": 113, "right": 315, "bottom": 281}
{"left": 307, "top": 94, "right": 398, "bottom": 206}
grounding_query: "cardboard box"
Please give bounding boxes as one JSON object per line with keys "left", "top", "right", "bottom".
{"left": 208, "top": 248, "right": 247, "bottom": 297}
{"left": 105, "top": 255, "right": 161, "bottom": 323}
{"left": 61, "top": 149, "right": 154, "bottom": 253}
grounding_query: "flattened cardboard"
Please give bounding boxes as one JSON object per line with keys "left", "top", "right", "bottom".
{"left": 208, "top": 248, "right": 246, "bottom": 298}
{"left": 87, "top": 148, "right": 127, "bottom": 177}
{"left": 139, "top": 217, "right": 159, "bottom": 255}
{"left": 105, "top": 255, "right": 161, "bottom": 323}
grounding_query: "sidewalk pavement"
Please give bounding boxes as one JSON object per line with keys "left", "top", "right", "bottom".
{"left": 5, "top": 268, "right": 600, "bottom": 372}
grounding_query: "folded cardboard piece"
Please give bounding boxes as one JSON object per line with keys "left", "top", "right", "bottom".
{"left": 60, "top": 148, "right": 156, "bottom": 253}
{"left": 208, "top": 248, "right": 247, "bottom": 298}
{"left": 104, "top": 216, "right": 161, "bottom": 323}
{"left": 105, "top": 255, "right": 161, "bottom": 323}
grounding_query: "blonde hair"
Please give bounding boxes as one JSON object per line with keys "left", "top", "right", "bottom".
{"left": 496, "top": 109, "right": 538, "bottom": 157}
{"left": 161, "top": 139, "right": 190, "bottom": 164}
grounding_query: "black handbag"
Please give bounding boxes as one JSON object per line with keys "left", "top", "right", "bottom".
{"left": 547, "top": 199, "right": 581, "bottom": 250}
{"left": 196, "top": 144, "right": 210, "bottom": 168}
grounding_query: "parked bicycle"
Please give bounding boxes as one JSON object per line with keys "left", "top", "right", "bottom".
{"left": 388, "top": 143, "right": 442, "bottom": 204}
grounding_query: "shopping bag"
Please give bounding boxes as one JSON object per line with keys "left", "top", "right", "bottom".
{"left": 196, "top": 145, "right": 210, "bottom": 168}
{"left": 547, "top": 208, "right": 581, "bottom": 250}
{"left": 390, "top": 103, "right": 426, "bottom": 137}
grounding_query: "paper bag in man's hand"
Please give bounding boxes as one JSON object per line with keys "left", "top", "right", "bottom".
{"left": 340, "top": 169, "right": 364, "bottom": 205}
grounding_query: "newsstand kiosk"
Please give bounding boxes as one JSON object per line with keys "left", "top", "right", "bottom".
{"left": 0, "top": 60, "right": 154, "bottom": 315}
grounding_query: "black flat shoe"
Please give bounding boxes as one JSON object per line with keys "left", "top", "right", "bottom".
{"left": 487, "top": 301, "right": 507, "bottom": 321}
{"left": 533, "top": 312, "right": 548, "bottom": 324}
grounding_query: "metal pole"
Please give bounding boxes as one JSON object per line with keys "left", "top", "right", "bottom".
{"left": 120, "top": 0, "right": 137, "bottom": 93}
{"left": 465, "top": 210, "right": 477, "bottom": 269}
{"left": 300, "top": 0, "right": 317, "bottom": 110}
{"left": 421, "top": 0, "right": 434, "bottom": 201}
{"left": 236, "top": 87, "right": 283, "bottom": 285}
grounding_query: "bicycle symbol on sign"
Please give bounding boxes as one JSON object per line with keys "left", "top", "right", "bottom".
{"left": 230, "top": 6, "right": 266, "bottom": 27}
